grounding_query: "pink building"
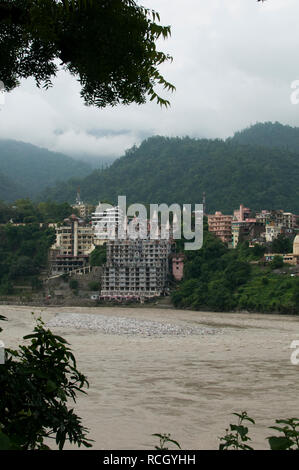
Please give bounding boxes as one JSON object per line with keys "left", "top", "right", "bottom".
{"left": 208, "top": 212, "right": 233, "bottom": 245}
{"left": 233, "top": 204, "right": 255, "bottom": 222}
{"left": 172, "top": 254, "right": 184, "bottom": 281}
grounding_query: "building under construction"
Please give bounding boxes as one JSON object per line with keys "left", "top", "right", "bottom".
{"left": 101, "top": 238, "right": 174, "bottom": 300}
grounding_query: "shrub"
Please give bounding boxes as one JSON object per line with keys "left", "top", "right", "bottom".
{"left": 69, "top": 279, "right": 79, "bottom": 290}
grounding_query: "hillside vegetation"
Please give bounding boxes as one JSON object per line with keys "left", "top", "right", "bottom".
{"left": 0, "top": 172, "right": 25, "bottom": 202}
{"left": 173, "top": 226, "right": 299, "bottom": 314}
{"left": 41, "top": 133, "right": 299, "bottom": 213}
{"left": 0, "top": 140, "right": 92, "bottom": 200}
{"left": 230, "top": 121, "right": 299, "bottom": 152}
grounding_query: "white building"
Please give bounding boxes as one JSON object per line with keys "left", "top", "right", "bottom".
{"left": 265, "top": 224, "right": 283, "bottom": 243}
{"left": 92, "top": 203, "right": 124, "bottom": 244}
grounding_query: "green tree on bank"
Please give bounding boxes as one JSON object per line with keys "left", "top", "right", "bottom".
{"left": 172, "top": 230, "right": 299, "bottom": 314}
{"left": 0, "top": 199, "right": 77, "bottom": 224}
{"left": 0, "top": 223, "right": 56, "bottom": 293}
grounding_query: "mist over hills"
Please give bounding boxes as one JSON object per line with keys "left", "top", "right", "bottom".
{"left": 1, "top": 122, "right": 299, "bottom": 213}
{"left": 40, "top": 123, "right": 299, "bottom": 214}
{"left": 0, "top": 139, "right": 92, "bottom": 201}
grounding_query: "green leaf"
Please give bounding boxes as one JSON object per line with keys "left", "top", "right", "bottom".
{"left": 0, "top": 431, "right": 20, "bottom": 450}
{"left": 268, "top": 436, "right": 293, "bottom": 450}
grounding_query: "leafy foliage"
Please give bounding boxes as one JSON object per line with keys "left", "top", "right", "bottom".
{"left": 152, "top": 433, "right": 181, "bottom": 450}
{"left": 154, "top": 412, "right": 299, "bottom": 451}
{"left": 271, "top": 235, "right": 293, "bottom": 254}
{"left": 69, "top": 279, "right": 79, "bottom": 290}
{"left": 269, "top": 255, "right": 284, "bottom": 270}
{"left": 219, "top": 412, "right": 255, "bottom": 450}
{"left": 88, "top": 281, "right": 99, "bottom": 291}
{"left": 0, "top": 316, "right": 92, "bottom": 449}
{"left": 268, "top": 418, "right": 299, "bottom": 450}
{"left": 0, "top": 199, "right": 76, "bottom": 224}
{"left": 220, "top": 413, "right": 299, "bottom": 451}
{"left": 172, "top": 229, "right": 299, "bottom": 314}
{"left": 0, "top": 222, "right": 56, "bottom": 293}
{"left": 0, "top": 0, "right": 174, "bottom": 107}
{"left": 89, "top": 244, "right": 107, "bottom": 267}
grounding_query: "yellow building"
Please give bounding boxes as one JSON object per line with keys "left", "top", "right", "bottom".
{"left": 52, "top": 215, "right": 94, "bottom": 256}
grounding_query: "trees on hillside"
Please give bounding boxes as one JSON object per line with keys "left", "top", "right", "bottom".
{"left": 0, "top": 0, "right": 174, "bottom": 107}
{"left": 40, "top": 136, "right": 299, "bottom": 214}
{"left": 172, "top": 229, "right": 299, "bottom": 314}
{"left": 0, "top": 223, "right": 56, "bottom": 291}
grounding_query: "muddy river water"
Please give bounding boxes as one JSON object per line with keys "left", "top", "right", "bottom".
{"left": 1, "top": 305, "right": 299, "bottom": 449}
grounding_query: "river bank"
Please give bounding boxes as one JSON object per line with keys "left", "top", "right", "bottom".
{"left": 1, "top": 305, "right": 299, "bottom": 449}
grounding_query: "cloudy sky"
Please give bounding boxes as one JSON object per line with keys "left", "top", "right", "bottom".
{"left": 1, "top": 0, "right": 299, "bottom": 163}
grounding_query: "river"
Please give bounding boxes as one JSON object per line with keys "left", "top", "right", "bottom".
{"left": 1, "top": 305, "right": 299, "bottom": 449}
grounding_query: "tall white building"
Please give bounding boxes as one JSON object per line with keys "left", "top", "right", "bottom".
{"left": 92, "top": 203, "right": 124, "bottom": 243}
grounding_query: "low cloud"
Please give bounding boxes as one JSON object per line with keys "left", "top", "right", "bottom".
{"left": 0, "top": 0, "right": 299, "bottom": 161}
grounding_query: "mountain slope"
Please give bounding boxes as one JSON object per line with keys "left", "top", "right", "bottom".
{"left": 0, "top": 172, "right": 26, "bottom": 202}
{"left": 40, "top": 135, "right": 299, "bottom": 214}
{"left": 229, "top": 121, "right": 299, "bottom": 153}
{"left": 0, "top": 139, "right": 92, "bottom": 200}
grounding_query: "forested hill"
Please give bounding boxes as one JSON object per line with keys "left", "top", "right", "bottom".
{"left": 0, "top": 139, "right": 92, "bottom": 201}
{"left": 229, "top": 121, "right": 299, "bottom": 153}
{"left": 0, "top": 172, "right": 25, "bottom": 202}
{"left": 41, "top": 136, "right": 299, "bottom": 214}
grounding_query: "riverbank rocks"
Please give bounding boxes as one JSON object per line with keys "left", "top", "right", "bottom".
{"left": 46, "top": 313, "right": 220, "bottom": 337}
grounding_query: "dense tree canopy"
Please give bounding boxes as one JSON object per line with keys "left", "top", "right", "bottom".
{"left": 89, "top": 244, "right": 107, "bottom": 266}
{"left": 41, "top": 133, "right": 299, "bottom": 214}
{"left": 229, "top": 122, "right": 299, "bottom": 154}
{"left": 172, "top": 232, "right": 299, "bottom": 314}
{"left": 0, "top": 199, "right": 77, "bottom": 224}
{"left": 0, "top": 222, "right": 55, "bottom": 294}
{"left": 0, "top": 0, "right": 174, "bottom": 107}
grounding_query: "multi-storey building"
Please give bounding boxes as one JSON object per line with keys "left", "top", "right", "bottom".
{"left": 265, "top": 223, "right": 283, "bottom": 243}
{"left": 49, "top": 214, "right": 94, "bottom": 274}
{"left": 231, "top": 204, "right": 259, "bottom": 248}
{"left": 233, "top": 204, "right": 253, "bottom": 222}
{"left": 92, "top": 203, "right": 123, "bottom": 244}
{"left": 101, "top": 238, "right": 173, "bottom": 299}
{"left": 232, "top": 220, "right": 265, "bottom": 248}
{"left": 208, "top": 211, "right": 233, "bottom": 245}
{"left": 256, "top": 210, "right": 298, "bottom": 229}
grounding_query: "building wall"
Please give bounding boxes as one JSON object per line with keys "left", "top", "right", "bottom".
{"left": 92, "top": 204, "right": 123, "bottom": 241}
{"left": 101, "top": 239, "right": 172, "bottom": 298}
{"left": 172, "top": 255, "right": 184, "bottom": 281}
{"left": 52, "top": 223, "right": 94, "bottom": 256}
{"left": 208, "top": 212, "right": 233, "bottom": 245}
{"left": 265, "top": 224, "right": 283, "bottom": 243}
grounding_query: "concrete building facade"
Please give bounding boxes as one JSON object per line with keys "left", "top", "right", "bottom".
{"left": 49, "top": 214, "right": 94, "bottom": 274}
{"left": 101, "top": 238, "right": 173, "bottom": 299}
{"left": 172, "top": 254, "right": 184, "bottom": 281}
{"left": 208, "top": 211, "right": 233, "bottom": 245}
